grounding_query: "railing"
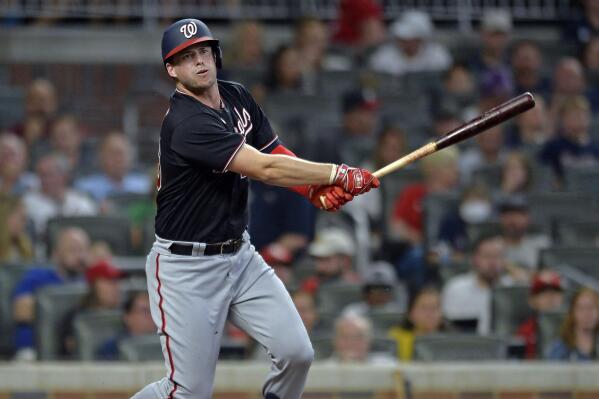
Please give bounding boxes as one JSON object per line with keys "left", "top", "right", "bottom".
{"left": 0, "top": 0, "right": 581, "bottom": 26}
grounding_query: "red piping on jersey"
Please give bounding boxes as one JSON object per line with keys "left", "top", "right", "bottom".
{"left": 163, "top": 36, "right": 216, "bottom": 60}
{"left": 155, "top": 254, "right": 179, "bottom": 398}
{"left": 270, "top": 144, "right": 310, "bottom": 197}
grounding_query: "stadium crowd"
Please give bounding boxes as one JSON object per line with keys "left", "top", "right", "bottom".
{"left": 1, "top": 0, "right": 599, "bottom": 364}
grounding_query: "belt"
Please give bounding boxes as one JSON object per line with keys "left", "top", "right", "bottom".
{"left": 169, "top": 238, "right": 243, "bottom": 256}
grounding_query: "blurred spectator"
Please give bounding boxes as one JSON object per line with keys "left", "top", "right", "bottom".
{"left": 516, "top": 271, "right": 564, "bottom": 359}
{"left": 292, "top": 291, "right": 326, "bottom": 337}
{"left": 332, "top": 0, "right": 386, "bottom": 50}
{"left": 497, "top": 195, "right": 551, "bottom": 273}
{"left": 259, "top": 243, "right": 295, "bottom": 287}
{"left": 391, "top": 147, "right": 460, "bottom": 292}
{"left": 369, "top": 10, "right": 451, "bottom": 76}
{"left": 391, "top": 147, "right": 460, "bottom": 247}
{"left": 583, "top": 36, "right": 599, "bottom": 72}
{"left": 345, "top": 126, "right": 407, "bottom": 248}
{"left": 325, "top": 313, "right": 396, "bottom": 364}
{"left": 0, "top": 133, "right": 38, "bottom": 195}
{"left": 224, "top": 20, "right": 265, "bottom": 69}
{"left": 10, "top": 79, "right": 58, "bottom": 146}
{"left": 499, "top": 152, "right": 534, "bottom": 195}
{"left": 459, "top": 124, "right": 506, "bottom": 184}
{"left": 74, "top": 132, "right": 150, "bottom": 202}
{"left": 547, "top": 287, "right": 599, "bottom": 361}
{"left": 388, "top": 286, "right": 447, "bottom": 360}
{"left": 442, "top": 234, "right": 518, "bottom": 335}
{"left": 511, "top": 41, "right": 551, "bottom": 99}
{"left": 23, "top": 154, "right": 97, "bottom": 238}
{"left": 249, "top": 180, "right": 315, "bottom": 256}
{"left": 437, "top": 63, "right": 477, "bottom": 121}
{"left": 300, "top": 227, "right": 359, "bottom": 295}
{"left": 432, "top": 104, "right": 464, "bottom": 139}
{"left": 564, "top": 0, "right": 599, "bottom": 46}
{"left": 549, "top": 57, "right": 599, "bottom": 119}
{"left": 342, "top": 261, "right": 404, "bottom": 317}
{"left": 471, "top": 9, "right": 513, "bottom": 80}
{"left": 507, "top": 95, "right": 553, "bottom": 148}
{"left": 263, "top": 45, "right": 305, "bottom": 94}
{"left": 61, "top": 259, "right": 125, "bottom": 357}
{"left": 338, "top": 88, "right": 380, "bottom": 165}
{"left": 540, "top": 95, "right": 599, "bottom": 185}
{"left": 293, "top": 17, "right": 351, "bottom": 73}
{"left": 31, "top": 115, "right": 95, "bottom": 175}
{"left": 436, "top": 184, "right": 493, "bottom": 263}
{"left": 96, "top": 290, "right": 155, "bottom": 360}
{"left": 12, "top": 227, "right": 90, "bottom": 360}
{"left": 0, "top": 195, "right": 34, "bottom": 263}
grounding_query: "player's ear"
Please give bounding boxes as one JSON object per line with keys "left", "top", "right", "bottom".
{"left": 165, "top": 62, "right": 178, "bottom": 79}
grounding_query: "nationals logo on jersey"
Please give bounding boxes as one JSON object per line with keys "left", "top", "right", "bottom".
{"left": 180, "top": 22, "right": 198, "bottom": 39}
{"left": 233, "top": 107, "right": 253, "bottom": 136}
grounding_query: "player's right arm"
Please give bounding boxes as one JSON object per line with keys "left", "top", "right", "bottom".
{"left": 228, "top": 143, "right": 380, "bottom": 195}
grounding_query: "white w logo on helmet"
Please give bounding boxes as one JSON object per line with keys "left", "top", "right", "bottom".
{"left": 180, "top": 22, "right": 198, "bottom": 39}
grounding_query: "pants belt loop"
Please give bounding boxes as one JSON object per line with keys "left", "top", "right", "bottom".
{"left": 192, "top": 242, "right": 201, "bottom": 256}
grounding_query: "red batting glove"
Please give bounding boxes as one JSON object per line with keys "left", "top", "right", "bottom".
{"left": 308, "top": 185, "right": 354, "bottom": 212}
{"left": 330, "top": 164, "right": 380, "bottom": 196}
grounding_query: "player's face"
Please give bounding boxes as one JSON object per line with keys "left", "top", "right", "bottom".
{"left": 168, "top": 44, "right": 217, "bottom": 92}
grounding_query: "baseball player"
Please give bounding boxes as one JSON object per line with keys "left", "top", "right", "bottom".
{"left": 131, "top": 18, "right": 380, "bottom": 399}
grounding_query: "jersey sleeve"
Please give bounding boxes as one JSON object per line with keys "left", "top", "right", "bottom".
{"left": 172, "top": 114, "right": 245, "bottom": 172}
{"left": 238, "top": 85, "right": 280, "bottom": 153}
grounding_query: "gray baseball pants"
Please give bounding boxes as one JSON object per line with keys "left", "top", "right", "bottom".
{"left": 130, "top": 233, "right": 313, "bottom": 399}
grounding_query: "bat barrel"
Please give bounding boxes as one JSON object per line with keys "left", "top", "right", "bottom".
{"left": 435, "top": 92, "right": 535, "bottom": 150}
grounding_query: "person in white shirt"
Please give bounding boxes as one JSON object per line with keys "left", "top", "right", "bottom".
{"left": 23, "top": 153, "right": 97, "bottom": 238}
{"left": 442, "top": 233, "right": 522, "bottom": 335}
{"left": 369, "top": 10, "right": 452, "bottom": 76}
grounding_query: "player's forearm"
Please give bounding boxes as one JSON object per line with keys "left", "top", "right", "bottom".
{"left": 258, "top": 154, "right": 335, "bottom": 186}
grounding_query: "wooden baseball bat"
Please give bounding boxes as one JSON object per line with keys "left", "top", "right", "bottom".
{"left": 373, "top": 92, "right": 536, "bottom": 179}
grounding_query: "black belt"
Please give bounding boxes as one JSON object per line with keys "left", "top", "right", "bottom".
{"left": 169, "top": 238, "right": 243, "bottom": 256}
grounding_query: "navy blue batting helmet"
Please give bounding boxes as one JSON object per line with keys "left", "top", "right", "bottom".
{"left": 161, "top": 18, "right": 222, "bottom": 68}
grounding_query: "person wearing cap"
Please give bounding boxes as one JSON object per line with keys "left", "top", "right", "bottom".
{"left": 516, "top": 270, "right": 564, "bottom": 359}
{"left": 369, "top": 9, "right": 452, "bottom": 76}
{"left": 59, "top": 259, "right": 126, "bottom": 357}
{"left": 471, "top": 8, "right": 513, "bottom": 77}
{"left": 342, "top": 261, "right": 405, "bottom": 317}
{"left": 300, "top": 227, "right": 360, "bottom": 295}
{"left": 498, "top": 195, "right": 551, "bottom": 273}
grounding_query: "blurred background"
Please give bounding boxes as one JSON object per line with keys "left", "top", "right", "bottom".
{"left": 1, "top": 0, "right": 599, "bottom": 398}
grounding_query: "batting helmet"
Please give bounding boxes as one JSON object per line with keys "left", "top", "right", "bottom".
{"left": 161, "top": 18, "right": 222, "bottom": 68}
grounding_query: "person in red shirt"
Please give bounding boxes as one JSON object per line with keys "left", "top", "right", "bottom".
{"left": 517, "top": 270, "right": 564, "bottom": 359}
{"left": 390, "top": 147, "right": 459, "bottom": 292}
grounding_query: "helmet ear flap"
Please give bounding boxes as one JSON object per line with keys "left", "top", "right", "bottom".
{"left": 213, "top": 45, "right": 223, "bottom": 69}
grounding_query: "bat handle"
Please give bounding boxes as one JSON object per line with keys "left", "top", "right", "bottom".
{"left": 373, "top": 142, "right": 437, "bottom": 179}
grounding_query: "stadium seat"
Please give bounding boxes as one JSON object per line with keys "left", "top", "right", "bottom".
{"left": 564, "top": 167, "right": 599, "bottom": 194}
{"left": 438, "top": 260, "right": 470, "bottom": 283}
{"left": 369, "top": 309, "right": 405, "bottom": 334}
{"left": 491, "top": 285, "right": 534, "bottom": 337}
{"left": 0, "top": 263, "right": 37, "bottom": 356}
{"left": 310, "top": 335, "right": 397, "bottom": 360}
{"left": 35, "top": 283, "right": 89, "bottom": 360}
{"left": 556, "top": 221, "right": 599, "bottom": 247}
{"left": 263, "top": 93, "right": 341, "bottom": 128}
{"left": 111, "top": 256, "right": 147, "bottom": 273}
{"left": 74, "top": 309, "right": 124, "bottom": 361}
{"left": 540, "top": 247, "right": 599, "bottom": 278}
{"left": 46, "top": 216, "right": 134, "bottom": 256}
{"left": 226, "top": 66, "right": 265, "bottom": 89}
{"left": 316, "top": 283, "right": 362, "bottom": 315}
{"left": 538, "top": 310, "right": 566, "bottom": 359}
{"left": 528, "top": 193, "right": 596, "bottom": 226}
{"left": 119, "top": 334, "right": 163, "bottom": 362}
{"left": 413, "top": 334, "right": 508, "bottom": 361}
{"left": 105, "top": 192, "right": 154, "bottom": 218}
{"left": 317, "top": 70, "right": 363, "bottom": 98}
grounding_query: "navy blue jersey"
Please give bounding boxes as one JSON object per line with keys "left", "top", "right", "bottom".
{"left": 155, "top": 80, "right": 280, "bottom": 242}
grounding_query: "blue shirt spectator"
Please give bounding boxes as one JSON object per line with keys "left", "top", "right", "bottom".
{"left": 74, "top": 132, "right": 150, "bottom": 201}
{"left": 547, "top": 339, "right": 594, "bottom": 361}
{"left": 249, "top": 181, "right": 315, "bottom": 253}
{"left": 12, "top": 227, "right": 90, "bottom": 359}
